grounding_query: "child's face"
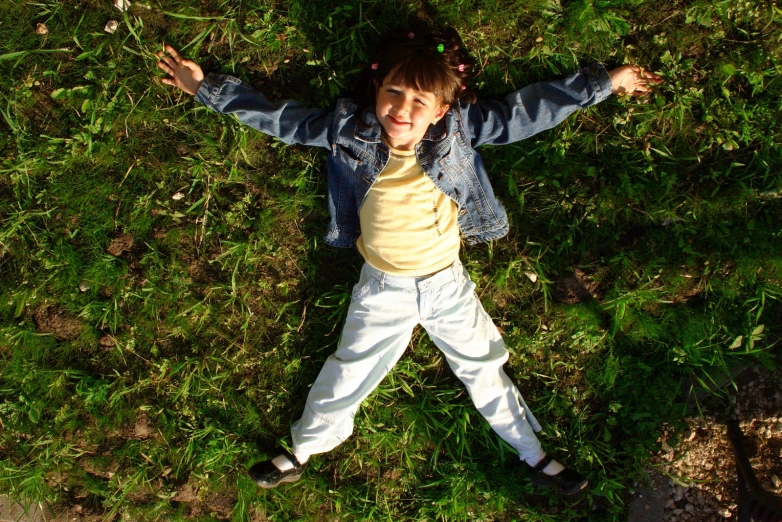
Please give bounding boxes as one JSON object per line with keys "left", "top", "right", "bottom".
{"left": 375, "top": 76, "right": 449, "bottom": 151}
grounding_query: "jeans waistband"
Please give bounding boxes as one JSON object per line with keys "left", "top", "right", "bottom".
{"left": 363, "top": 259, "right": 463, "bottom": 291}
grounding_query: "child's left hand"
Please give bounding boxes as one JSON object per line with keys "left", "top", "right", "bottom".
{"left": 607, "top": 65, "right": 662, "bottom": 97}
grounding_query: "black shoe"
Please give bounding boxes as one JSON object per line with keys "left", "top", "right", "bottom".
{"left": 528, "top": 455, "right": 588, "bottom": 496}
{"left": 248, "top": 450, "right": 307, "bottom": 489}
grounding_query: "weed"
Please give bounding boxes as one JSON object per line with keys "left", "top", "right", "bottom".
{"left": 1, "top": 0, "right": 781, "bottom": 520}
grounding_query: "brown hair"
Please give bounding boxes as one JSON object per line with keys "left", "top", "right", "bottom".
{"left": 354, "top": 24, "right": 477, "bottom": 107}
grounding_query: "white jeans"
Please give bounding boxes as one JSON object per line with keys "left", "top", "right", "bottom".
{"left": 291, "top": 260, "right": 545, "bottom": 464}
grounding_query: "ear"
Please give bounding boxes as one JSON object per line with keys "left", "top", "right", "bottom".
{"left": 433, "top": 104, "right": 450, "bottom": 123}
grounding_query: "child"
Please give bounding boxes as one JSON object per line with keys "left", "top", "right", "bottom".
{"left": 157, "top": 25, "right": 660, "bottom": 496}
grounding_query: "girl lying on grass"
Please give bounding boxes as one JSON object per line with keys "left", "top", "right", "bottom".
{"left": 157, "top": 24, "right": 661, "bottom": 496}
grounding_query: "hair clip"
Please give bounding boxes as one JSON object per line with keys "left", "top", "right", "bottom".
{"left": 460, "top": 85, "right": 466, "bottom": 91}
{"left": 436, "top": 43, "right": 445, "bottom": 53}
{"left": 407, "top": 32, "right": 415, "bottom": 39}
{"left": 371, "top": 63, "right": 378, "bottom": 70}
{"left": 458, "top": 64, "right": 465, "bottom": 72}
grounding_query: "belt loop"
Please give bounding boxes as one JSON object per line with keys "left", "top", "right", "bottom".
{"left": 379, "top": 272, "right": 385, "bottom": 290}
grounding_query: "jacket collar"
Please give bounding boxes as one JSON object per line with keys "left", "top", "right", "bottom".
{"left": 354, "top": 106, "right": 450, "bottom": 144}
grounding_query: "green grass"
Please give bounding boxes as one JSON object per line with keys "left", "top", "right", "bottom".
{"left": 1, "top": 0, "right": 781, "bottom": 520}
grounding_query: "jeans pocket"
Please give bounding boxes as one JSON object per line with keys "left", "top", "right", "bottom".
{"left": 350, "top": 277, "right": 376, "bottom": 302}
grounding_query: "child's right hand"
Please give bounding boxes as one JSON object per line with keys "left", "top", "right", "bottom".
{"left": 157, "top": 45, "right": 204, "bottom": 96}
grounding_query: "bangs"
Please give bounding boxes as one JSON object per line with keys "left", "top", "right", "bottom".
{"left": 385, "top": 54, "right": 460, "bottom": 104}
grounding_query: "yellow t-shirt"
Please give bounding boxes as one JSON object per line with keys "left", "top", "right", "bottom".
{"left": 355, "top": 143, "right": 460, "bottom": 276}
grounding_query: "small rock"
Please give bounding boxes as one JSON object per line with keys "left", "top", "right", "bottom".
{"left": 665, "top": 498, "right": 676, "bottom": 509}
{"left": 685, "top": 503, "right": 694, "bottom": 512}
{"left": 98, "top": 334, "right": 116, "bottom": 348}
{"left": 104, "top": 20, "right": 119, "bottom": 33}
{"left": 78, "top": 281, "right": 91, "bottom": 292}
{"left": 172, "top": 192, "right": 185, "bottom": 201}
{"left": 718, "top": 507, "right": 732, "bottom": 518}
{"left": 674, "top": 508, "right": 683, "bottom": 515}
{"left": 524, "top": 271, "right": 537, "bottom": 283}
{"left": 35, "top": 22, "right": 48, "bottom": 35}
{"left": 114, "top": 0, "right": 131, "bottom": 11}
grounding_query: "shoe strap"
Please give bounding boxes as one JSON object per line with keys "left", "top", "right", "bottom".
{"left": 282, "top": 448, "right": 301, "bottom": 468}
{"left": 533, "top": 455, "right": 553, "bottom": 472}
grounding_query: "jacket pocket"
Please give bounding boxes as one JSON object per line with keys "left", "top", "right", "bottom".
{"left": 438, "top": 144, "right": 471, "bottom": 179}
{"left": 333, "top": 144, "right": 365, "bottom": 169}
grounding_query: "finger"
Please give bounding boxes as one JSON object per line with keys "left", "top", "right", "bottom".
{"left": 157, "top": 61, "right": 173, "bottom": 75}
{"left": 161, "top": 78, "right": 176, "bottom": 87}
{"left": 181, "top": 59, "right": 197, "bottom": 69}
{"left": 161, "top": 56, "right": 178, "bottom": 69}
{"left": 165, "top": 45, "right": 181, "bottom": 62}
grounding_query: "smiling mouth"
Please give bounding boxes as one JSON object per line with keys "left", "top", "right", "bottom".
{"left": 388, "top": 115, "right": 410, "bottom": 125}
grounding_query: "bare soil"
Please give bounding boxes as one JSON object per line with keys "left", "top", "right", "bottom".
{"left": 106, "top": 233, "right": 134, "bottom": 257}
{"left": 33, "top": 306, "right": 84, "bottom": 341}
{"left": 652, "top": 361, "right": 782, "bottom": 521}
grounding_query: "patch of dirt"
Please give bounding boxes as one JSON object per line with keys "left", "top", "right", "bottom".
{"left": 132, "top": 413, "right": 155, "bottom": 440}
{"left": 33, "top": 305, "right": 84, "bottom": 340}
{"left": 106, "top": 233, "right": 134, "bottom": 256}
{"left": 552, "top": 267, "right": 605, "bottom": 304}
{"left": 171, "top": 482, "right": 236, "bottom": 520}
{"left": 171, "top": 481, "right": 200, "bottom": 503}
{"left": 98, "top": 334, "right": 116, "bottom": 348}
{"left": 188, "top": 259, "right": 223, "bottom": 285}
{"left": 50, "top": 504, "right": 109, "bottom": 522}
{"left": 652, "top": 362, "right": 782, "bottom": 521}
{"left": 78, "top": 457, "right": 118, "bottom": 480}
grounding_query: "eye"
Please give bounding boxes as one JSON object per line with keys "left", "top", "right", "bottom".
{"left": 414, "top": 98, "right": 427, "bottom": 106}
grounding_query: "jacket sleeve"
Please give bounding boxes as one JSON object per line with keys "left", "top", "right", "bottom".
{"left": 195, "top": 73, "right": 333, "bottom": 150}
{"left": 462, "top": 64, "right": 613, "bottom": 148}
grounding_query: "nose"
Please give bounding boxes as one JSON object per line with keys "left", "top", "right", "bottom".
{"left": 392, "top": 96, "right": 412, "bottom": 117}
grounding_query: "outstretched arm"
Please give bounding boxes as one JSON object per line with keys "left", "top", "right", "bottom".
{"left": 463, "top": 64, "right": 661, "bottom": 147}
{"left": 156, "top": 45, "right": 333, "bottom": 149}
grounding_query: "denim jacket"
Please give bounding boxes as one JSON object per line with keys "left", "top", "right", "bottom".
{"left": 195, "top": 64, "right": 612, "bottom": 248}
